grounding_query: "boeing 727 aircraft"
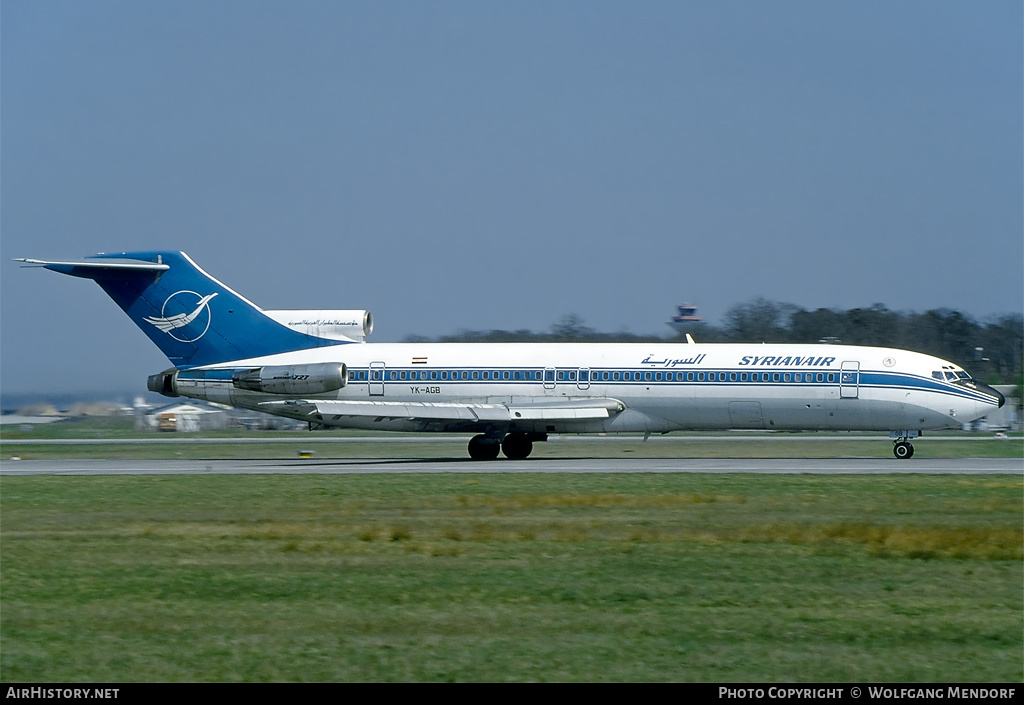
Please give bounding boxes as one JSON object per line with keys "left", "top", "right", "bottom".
{"left": 17, "top": 251, "right": 1004, "bottom": 459}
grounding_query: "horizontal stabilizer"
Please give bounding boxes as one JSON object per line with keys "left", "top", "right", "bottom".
{"left": 14, "top": 257, "right": 170, "bottom": 273}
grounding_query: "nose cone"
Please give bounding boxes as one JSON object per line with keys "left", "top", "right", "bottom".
{"left": 988, "top": 384, "right": 1006, "bottom": 408}
{"left": 960, "top": 380, "right": 1005, "bottom": 408}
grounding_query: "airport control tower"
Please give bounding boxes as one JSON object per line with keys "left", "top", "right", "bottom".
{"left": 667, "top": 303, "right": 702, "bottom": 334}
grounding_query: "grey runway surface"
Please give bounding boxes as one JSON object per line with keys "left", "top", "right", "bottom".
{"left": 1, "top": 457, "right": 1020, "bottom": 475}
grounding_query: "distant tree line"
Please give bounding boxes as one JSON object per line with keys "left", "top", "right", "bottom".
{"left": 405, "top": 299, "right": 1023, "bottom": 386}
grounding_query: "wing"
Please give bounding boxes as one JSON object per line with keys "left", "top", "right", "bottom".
{"left": 260, "top": 398, "right": 625, "bottom": 424}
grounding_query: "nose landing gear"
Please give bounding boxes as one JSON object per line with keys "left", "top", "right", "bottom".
{"left": 889, "top": 430, "right": 920, "bottom": 459}
{"left": 893, "top": 441, "right": 914, "bottom": 459}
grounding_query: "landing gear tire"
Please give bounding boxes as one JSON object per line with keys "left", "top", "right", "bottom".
{"left": 893, "top": 441, "right": 914, "bottom": 459}
{"left": 468, "top": 434, "right": 500, "bottom": 460}
{"left": 501, "top": 432, "right": 533, "bottom": 460}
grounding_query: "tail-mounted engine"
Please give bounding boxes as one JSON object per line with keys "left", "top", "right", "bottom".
{"left": 263, "top": 310, "right": 373, "bottom": 343}
{"left": 232, "top": 362, "right": 347, "bottom": 395}
{"left": 147, "top": 368, "right": 180, "bottom": 397}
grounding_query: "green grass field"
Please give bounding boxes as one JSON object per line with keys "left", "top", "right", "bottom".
{"left": 2, "top": 472, "right": 1020, "bottom": 682}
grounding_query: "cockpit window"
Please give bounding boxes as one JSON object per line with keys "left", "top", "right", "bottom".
{"left": 934, "top": 369, "right": 971, "bottom": 382}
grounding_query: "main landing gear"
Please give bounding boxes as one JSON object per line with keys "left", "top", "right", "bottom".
{"left": 890, "top": 431, "right": 920, "bottom": 459}
{"left": 468, "top": 432, "right": 542, "bottom": 460}
{"left": 467, "top": 434, "right": 500, "bottom": 460}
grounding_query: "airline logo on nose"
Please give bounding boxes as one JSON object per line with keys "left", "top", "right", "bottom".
{"left": 144, "top": 291, "right": 218, "bottom": 343}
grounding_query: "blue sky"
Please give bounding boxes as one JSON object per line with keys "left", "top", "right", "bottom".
{"left": 2, "top": 1, "right": 1021, "bottom": 395}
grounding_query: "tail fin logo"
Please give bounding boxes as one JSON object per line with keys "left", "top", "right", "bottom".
{"left": 144, "top": 291, "right": 218, "bottom": 343}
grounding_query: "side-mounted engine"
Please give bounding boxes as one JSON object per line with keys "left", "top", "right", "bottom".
{"left": 231, "top": 363, "right": 348, "bottom": 395}
{"left": 148, "top": 362, "right": 349, "bottom": 398}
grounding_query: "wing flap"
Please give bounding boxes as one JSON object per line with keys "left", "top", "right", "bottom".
{"left": 508, "top": 406, "right": 611, "bottom": 420}
{"left": 263, "top": 399, "right": 511, "bottom": 422}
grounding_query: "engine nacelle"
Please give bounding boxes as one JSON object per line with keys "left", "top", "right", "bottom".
{"left": 147, "top": 368, "right": 180, "bottom": 397}
{"left": 263, "top": 310, "right": 373, "bottom": 343}
{"left": 232, "top": 363, "right": 347, "bottom": 395}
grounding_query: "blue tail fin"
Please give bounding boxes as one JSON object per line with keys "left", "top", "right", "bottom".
{"left": 21, "top": 251, "right": 344, "bottom": 367}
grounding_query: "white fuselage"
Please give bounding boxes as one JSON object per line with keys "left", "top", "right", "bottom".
{"left": 172, "top": 342, "right": 997, "bottom": 435}
{"left": 25, "top": 250, "right": 1004, "bottom": 459}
